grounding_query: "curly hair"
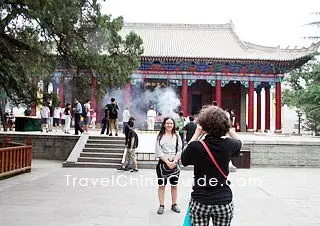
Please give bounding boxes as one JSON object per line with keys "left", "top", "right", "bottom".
{"left": 197, "top": 106, "right": 230, "bottom": 137}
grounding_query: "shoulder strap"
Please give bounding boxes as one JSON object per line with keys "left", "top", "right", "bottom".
{"left": 175, "top": 134, "right": 179, "bottom": 153}
{"left": 200, "top": 140, "right": 227, "bottom": 179}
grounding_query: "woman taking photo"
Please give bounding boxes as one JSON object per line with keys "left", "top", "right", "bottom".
{"left": 181, "top": 105, "right": 242, "bottom": 226}
{"left": 155, "top": 117, "right": 182, "bottom": 215}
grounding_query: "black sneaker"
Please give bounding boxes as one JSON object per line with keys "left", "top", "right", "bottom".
{"left": 109, "top": 133, "right": 112, "bottom": 136}
{"left": 130, "top": 169, "right": 138, "bottom": 172}
{"left": 115, "top": 133, "right": 118, "bottom": 136}
{"left": 171, "top": 204, "right": 180, "bottom": 213}
{"left": 157, "top": 205, "right": 164, "bottom": 215}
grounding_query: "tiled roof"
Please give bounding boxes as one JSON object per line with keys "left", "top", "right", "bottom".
{"left": 121, "top": 22, "right": 320, "bottom": 61}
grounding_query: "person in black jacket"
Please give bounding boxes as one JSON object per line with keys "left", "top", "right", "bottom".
{"left": 108, "top": 98, "right": 119, "bottom": 136}
{"left": 100, "top": 104, "right": 110, "bottom": 135}
{"left": 181, "top": 105, "right": 242, "bottom": 226}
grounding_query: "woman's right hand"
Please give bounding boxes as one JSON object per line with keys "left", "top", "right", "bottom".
{"left": 194, "top": 125, "right": 205, "bottom": 138}
{"left": 166, "top": 161, "right": 176, "bottom": 169}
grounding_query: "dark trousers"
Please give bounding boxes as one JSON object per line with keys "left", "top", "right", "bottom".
{"left": 75, "top": 113, "right": 83, "bottom": 135}
{"left": 100, "top": 118, "right": 109, "bottom": 134}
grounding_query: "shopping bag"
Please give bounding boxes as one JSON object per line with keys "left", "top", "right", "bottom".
{"left": 183, "top": 206, "right": 191, "bottom": 226}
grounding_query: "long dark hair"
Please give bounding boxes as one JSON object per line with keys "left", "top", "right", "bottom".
{"left": 157, "top": 117, "right": 177, "bottom": 144}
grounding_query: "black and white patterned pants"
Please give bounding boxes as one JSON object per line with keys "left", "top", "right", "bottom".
{"left": 189, "top": 199, "right": 234, "bottom": 226}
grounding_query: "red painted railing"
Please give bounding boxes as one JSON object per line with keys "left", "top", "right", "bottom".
{"left": 0, "top": 139, "right": 32, "bottom": 178}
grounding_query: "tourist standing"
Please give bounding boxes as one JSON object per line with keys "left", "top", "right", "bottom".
{"left": 73, "top": 99, "right": 84, "bottom": 135}
{"left": 176, "top": 111, "right": 185, "bottom": 147}
{"left": 108, "top": 98, "right": 119, "bottom": 136}
{"left": 118, "top": 119, "right": 139, "bottom": 172}
{"left": 100, "top": 104, "right": 109, "bottom": 135}
{"left": 122, "top": 106, "right": 130, "bottom": 134}
{"left": 183, "top": 115, "right": 197, "bottom": 143}
{"left": 40, "top": 103, "right": 50, "bottom": 133}
{"left": 155, "top": 117, "right": 182, "bottom": 215}
{"left": 64, "top": 103, "right": 71, "bottom": 134}
{"left": 181, "top": 105, "right": 242, "bottom": 226}
{"left": 83, "top": 99, "right": 91, "bottom": 133}
{"left": 147, "top": 106, "right": 156, "bottom": 130}
{"left": 53, "top": 105, "right": 62, "bottom": 132}
{"left": 48, "top": 102, "right": 54, "bottom": 131}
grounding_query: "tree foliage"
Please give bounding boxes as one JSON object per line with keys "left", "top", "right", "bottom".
{"left": 0, "top": 0, "right": 143, "bottom": 106}
{"left": 283, "top": 61, "right": 320, "bottom": 134}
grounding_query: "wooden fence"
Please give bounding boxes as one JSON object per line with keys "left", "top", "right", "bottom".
{"left": 0, "top": 137, "right": 32, "bottom": 178}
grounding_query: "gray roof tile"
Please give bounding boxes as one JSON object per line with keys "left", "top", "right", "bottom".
{"left": 121, "top": 22, "right": 320, "bottom": 61}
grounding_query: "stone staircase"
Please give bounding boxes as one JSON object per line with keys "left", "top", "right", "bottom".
{"left": 64, "top": 136, "right": 125, "bottom": 168}
{"left": 63, "top": 135, "right": 191, "bottom": 169}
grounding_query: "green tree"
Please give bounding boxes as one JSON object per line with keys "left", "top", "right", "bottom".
{"left": 283, "top": 61, "right": 320, "bottom": 135}
{"left": 0, "top": 0, "right": 143, "bottom": 108}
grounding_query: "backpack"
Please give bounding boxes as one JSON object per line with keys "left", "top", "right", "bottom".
{"left": 82, "top": 104, "right": 87, "bottom": 117}
{"left": 109, "top": 104, "right": 117, "bottom": 116}
{"left": 129, "top": 129, "right": 139, "bottom": 148}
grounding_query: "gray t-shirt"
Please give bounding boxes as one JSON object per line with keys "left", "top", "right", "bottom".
{"left": 155, "top": 134, "right": 182, "bottom": 161}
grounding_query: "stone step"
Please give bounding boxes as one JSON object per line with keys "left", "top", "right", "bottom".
{"left": 63, "top": 162, "right": 121, "bottom": 168}
{"left": 87, "top": 139, "right": 125, "bottom": 145}
{"left": 85, "top": 143, "right": 125, "bottom": 149}
{"left": 82, "top": 148, "right": 124, "bottom": 153}
{"left": 80, "top": 152, "right": 123, "bottom": 158}
{"left": 78, "top": 157, "right": 122, "bottom": 164}
{"left": 89, "top": 136, "right": 125, "bottom": 141}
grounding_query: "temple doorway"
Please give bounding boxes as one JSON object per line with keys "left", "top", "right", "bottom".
{"left": 191, "top": 94, "right": 202, "bottom": 115}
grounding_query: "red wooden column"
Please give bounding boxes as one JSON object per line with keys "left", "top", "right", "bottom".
{"left": 256, "top": 90, "right": 261, "bottom": 132}
{"left": 247, "top": 81, "right": 254, "bottom": 132}
{"left": 125, "top": 83, "right": 131, "bottom": 106}
{"left": 58, "top": 76, "right": 64, "bottom": 107}
{"left": 181, "top": 79, "right": 188, "bottom": 116}
{"left": 215, "top": 80, "right": 221, "bottom": 107}
{"left": 265, "top": 86, "right": 271, "bottom": 132}
{"left": 275, "top": 81, "right": 282, "bottom": 133}
{"left": 90, "top": 76, "right": 97, "bottom": 110}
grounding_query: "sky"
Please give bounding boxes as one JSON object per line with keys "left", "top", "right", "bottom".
{"left": 101, "top": 0, "right": 320, "bottom": 48}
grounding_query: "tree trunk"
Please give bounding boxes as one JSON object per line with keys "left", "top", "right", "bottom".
{"left": 0, "top": 102, "right": 7, "bottom": 132}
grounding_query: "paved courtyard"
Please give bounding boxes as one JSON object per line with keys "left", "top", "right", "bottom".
{"left": 0, "top": 159, "right": 320, "bottom": 226}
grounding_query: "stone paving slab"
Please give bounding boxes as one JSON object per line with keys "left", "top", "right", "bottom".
{"left": 0, "top": 160, "right": 320, "bottom": 226}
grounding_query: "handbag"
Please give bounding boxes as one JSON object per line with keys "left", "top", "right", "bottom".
{"left": 159, "top": 134, "right": 180, "bottom": 178}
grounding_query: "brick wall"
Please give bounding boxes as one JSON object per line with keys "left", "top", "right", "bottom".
{"left": 243, "top": 140, "right": 320, "bottom": 167}
{"left": 0, "top": 134, "right": 79, "bottom": 161}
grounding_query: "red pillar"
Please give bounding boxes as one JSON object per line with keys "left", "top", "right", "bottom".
{"left": 247, "top": 81, "right": 254, "bottom": 132}
{"left": 181, "top": 79, "right": 188, "bottom": 116}
{"left": 256, "top": 91, "right": 261, "bottom": 132}
{"left": 90, "top": 76, "right": 97, "bottom": 110}
{"left": 215, "top": 80, "right": 221, "bottom": 107}
{"left": 265, "top": 86, "right": 270, "bottom": 132}
{"left": 125, "top": 83, "right": 131, "bottom": 106}
{"left": 58, "top": 76, "right": 64, "bottom": 107}
{"left": 275, "top": 81, "right": 282, "bottom": 133}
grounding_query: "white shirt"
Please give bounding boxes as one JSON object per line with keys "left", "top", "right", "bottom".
{"left": 84, "top": 103, "right": 91, "bottom": 117}
{"left": 147, "top": 109, "right": 156, "bottom": 118}
{"left": 40, "top": 106, "right": 50, "bottom": 118}
{"left": 53, "top": 107, "right": 61, "bottom": 118}
{"left": 61, "top": 108, "right": 66, "bottom": 120}
{"left": 122, "top": 109, "right": 130, "bottom": 122}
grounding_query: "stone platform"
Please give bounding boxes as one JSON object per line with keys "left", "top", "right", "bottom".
{"left": 1, "top": 130, "right": 320, "bottom": 167}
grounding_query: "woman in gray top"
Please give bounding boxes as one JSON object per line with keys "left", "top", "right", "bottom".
{"left": 155, "top": 117, "right": 182, "bottom": 215}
